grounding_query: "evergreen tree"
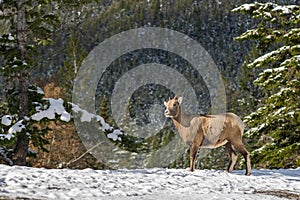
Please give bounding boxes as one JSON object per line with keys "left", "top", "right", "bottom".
{"left": 99, "top": 95, "right": 113, "bottom": 125}
{"left": 0, "top": 0, "right": 94, "bottom": 165}
{"left": 0, "top": 0, "right": 60, "bottom": 165}
{"left": 59, "top": 32, "right": 87, "bottom": 100}
{"left": 233, "top": 2, "right": 300, "bottom": 168}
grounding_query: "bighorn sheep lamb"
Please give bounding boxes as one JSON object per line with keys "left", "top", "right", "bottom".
{"left": 164, "top": 96, "right": 251, "bottom": 175}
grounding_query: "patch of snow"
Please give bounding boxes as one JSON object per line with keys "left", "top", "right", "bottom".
{"left": 70, "top": 103, "right": 95, "bottom": 122}
{"left": 236, "top": 29, "right": 259, "bottom": 40}
{"left": 78, "top": 109, "right": 94, "bottom": 122}
{"left": 1, "top": 115, "right": 12, "bottom": 126}
{"left": 266, "top": 35, "right": 273, "bottom": 39}
{"left": 263, "top": 66, "right": 286, "bottom": 73}
{"left": 283, "top": 28, "right": 300, "bottom": 39}
{"left": 107, "top": 130, "right": 123, "bottom": 141}
{"left": 8, "top": 120, "right": 25, "bottom": 134}
{"left": 29, "top": 87, "right": 44, "bottom": 95}
{"left": 287, "top": 111, "right": 295, "bottom": 117}
{"left": 249, "top": 46, "right": 290, "bottom": 68}
{"left": 257, "top": 123, "right": 266, "bottom": 131}
{"left": 271, "top": 87, "right": 295, "bottom": 98}
{"left": 232, "top": 3, "right": 256, "bottom": 12}
{"left": 31, "top": 98, "right": 70, "bottom": 122}
{"left": 60, "top": 111, "right": 71, "bottom": 122}
{"left": 0, "top": 133, "right": 13, "bottom": 140}
{"left": 273, "top": 30, "right": 281, "bottom": 35}
{"left": 7, "top": 34, "right": 14, "bottom": 41}
{"left": 264, "top": 11, "right": 272, "bottom": 18}
{"left": 33, "top": 102, "right": 43, "bottom": 112}
{"left": 0, "top": 165, "right": 299, "bottom": 200}
{"left": 70, "top": 103, "right": 121, "bottom": 139}
{"left": 274, "top": 107, "right": 286, "bottom": 116}
{"left": 95, "top": 115, "right": 111, "bottom": 131}
{"left": 3, "top": 99, "right": 123, "bottom": 142}
{"left": 246, "top": 123, "right": 267, "bottom": 136}
{"left": 272, "top": 5, "right": 297, "bottom": 14}
{"left": 253, "top": 145, "right": 267, "bottom": 153}
{"left": 281, "top": 55, "right": 300, "bottom": 66}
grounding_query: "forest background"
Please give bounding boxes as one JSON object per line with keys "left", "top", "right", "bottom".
{"left": 0, "top": 0, "right": 299, "bottom": 171}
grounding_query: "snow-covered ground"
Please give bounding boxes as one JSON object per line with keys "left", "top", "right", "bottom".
{"left": 0, "top": 164, "right": 299, "bottom": 200}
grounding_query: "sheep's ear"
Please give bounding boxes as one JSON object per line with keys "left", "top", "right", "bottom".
{"left": 178, "top": 97, "right": 183, "bottom": 105}
{"left": 164, "top": 101, "right": 168, "bottom": 107}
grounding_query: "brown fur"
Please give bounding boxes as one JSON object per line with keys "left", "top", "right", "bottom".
{"left": 164, "top": 96, "right": 251, "bottom": 175}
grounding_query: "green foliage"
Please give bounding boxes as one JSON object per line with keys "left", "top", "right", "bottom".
{"left": 0, "top": 86, "right": 48, "bottom": 144}
{"left": 0, "top": 0, "right": 91, "bottom": 165}
{"left": 58, "top": 32, "right": 87, "bottom": 100}
{"left": 234, "top": 2, "right": 300, "bottom": 169}
{"left": 99, "top": 95, "right": 112, "bottom": 124}
{"left": 0, "top": 0, "right": 60, "bottom": 74}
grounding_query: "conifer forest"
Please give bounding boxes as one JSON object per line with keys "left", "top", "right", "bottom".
{"left": 0, "top": 0, "right": 299, "bottom": 171}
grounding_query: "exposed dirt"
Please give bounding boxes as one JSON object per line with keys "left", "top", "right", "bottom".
{"left": 256, "top": 190, "right": 300, "bottom": 200}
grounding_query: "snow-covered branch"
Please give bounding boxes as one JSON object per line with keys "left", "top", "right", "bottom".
{"left": 1, "top": 97, "right": 123, "bottom": 142}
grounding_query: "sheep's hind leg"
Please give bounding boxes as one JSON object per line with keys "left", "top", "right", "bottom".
{"left": 225, "top": 142, "right": 238, "bottom": 173}
{"left": 231, "top": 142, "right": 251, "bottom": 176}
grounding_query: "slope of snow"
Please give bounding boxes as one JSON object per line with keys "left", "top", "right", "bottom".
{"left": 0, "top": 165, "right": 299, "bottom": 200}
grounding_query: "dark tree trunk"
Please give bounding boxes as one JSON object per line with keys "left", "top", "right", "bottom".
{"left": 13, "top": 0, "right": 29, "bottom": 166}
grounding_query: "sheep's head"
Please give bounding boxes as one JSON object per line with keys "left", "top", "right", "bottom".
{"left": 164, "top": 96, "right": 182, "bottom": 118}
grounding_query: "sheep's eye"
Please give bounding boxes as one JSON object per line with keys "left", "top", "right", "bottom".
{"left": 173, "top": 103, "right": 177, "bottom": 107}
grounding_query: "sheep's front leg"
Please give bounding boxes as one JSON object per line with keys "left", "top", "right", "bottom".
{"left": 189, "top": 144, "right": 199, "bottom": 172}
